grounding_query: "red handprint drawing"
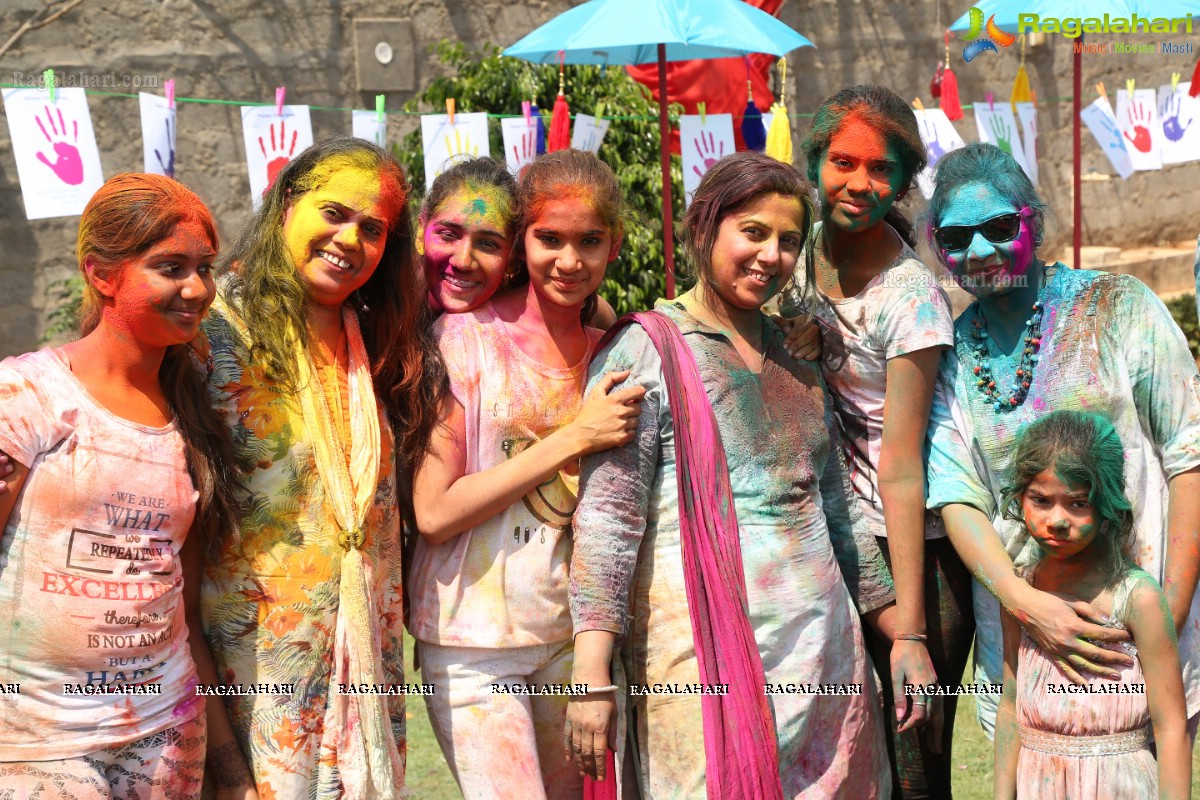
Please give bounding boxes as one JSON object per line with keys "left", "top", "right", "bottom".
{"left": 259, "top": 120, "right": 299, "bottom": 195}
{"left": 511, "top": 127, "right": 535, "bottom": 170}
{"left": 34, "top": 105, "right": 84, "bottom": 185}
{"left": 692, "top": 131, "right": 725, "bottom": 179}
{"left": 1123, "top": 102, "right": 1152, "bottom": 153}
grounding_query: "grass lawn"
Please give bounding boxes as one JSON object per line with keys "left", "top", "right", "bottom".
{"left": 402, "top": 635, "right": 1199, "bottom": 798}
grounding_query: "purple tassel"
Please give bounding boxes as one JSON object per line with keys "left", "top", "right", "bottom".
{"left": 741, "top": 100, "right": 766, "bottom": 151}
{"left": 532, "top": 102, "right": 547, "bottom": 154}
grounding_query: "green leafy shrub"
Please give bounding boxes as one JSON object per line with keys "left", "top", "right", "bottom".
{"left": 1166, "top": 293, "right": 1199, "bottom": 360}
{"left": 394, "top": 41, "right": 686, "bottom": 314}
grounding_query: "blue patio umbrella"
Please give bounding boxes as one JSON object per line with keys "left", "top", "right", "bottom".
{"left": 505, "top": 0, "right": 814, "bottom": 297}
{"left": 949, "top": 1, "right": 1200, "bottom": 269}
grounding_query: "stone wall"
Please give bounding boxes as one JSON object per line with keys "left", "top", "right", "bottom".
{"left": 2, "top": 0, "right": 1197, "bottom": 356}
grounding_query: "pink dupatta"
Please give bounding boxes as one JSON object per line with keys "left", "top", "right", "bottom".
{"left": 588, "top": 310, "right": 783, "bottom": 800}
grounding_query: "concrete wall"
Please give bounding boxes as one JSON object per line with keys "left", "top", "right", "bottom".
{"left": 2, "top": 0, "right": 1198, "bottom": 356}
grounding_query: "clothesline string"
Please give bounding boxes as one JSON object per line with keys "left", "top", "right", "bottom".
{"left": 0, "top": 83, "right": 1083, "bottom": 120}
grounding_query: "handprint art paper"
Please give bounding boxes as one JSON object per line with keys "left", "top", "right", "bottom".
{"left": 139, "top": 92, "right": 176, "bottom": 178}
{"left": 501, "top": 116, "right": 538, "bottom": 177}
{"left": 1115, "top": 89, "right": 1162, "bottom": 171}
{"left": 352, "top": 109, "right": 387, "bottom": 147}
{"left": 1014, "top": 102, "right": 1038, "bottom": 186}
{"left": 1156, "top": 82, "right": 1199, "bottom": 165}
{"left": 570, "top": 114, "right": 611, "bottom": 155}
{"left": 1081, "top": 95, "right": 1134, "bottom": 179}
{"left": 680, "top": 113, "right": 734, "bottom": 206}
{"left": 422, "top": 112, "right": 490, "bottom": 190}
{"left": 913, "top": 109, "right": 966, "bottom": 199}
{"left": 2, "top": 87, "right": 104, "bottom": 220}
{"left": 973, "top": 103, "right": 1031, "bottom": 178}
{"left": 240, "top": 104, "right": 314, "bottom": 207}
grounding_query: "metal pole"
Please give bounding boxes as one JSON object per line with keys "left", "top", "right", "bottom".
{"left": 1073, "top": 33, "right": 1082, "bottom": 269}
{"left": 658, "top": 42, "right": 675, "bottom": 298}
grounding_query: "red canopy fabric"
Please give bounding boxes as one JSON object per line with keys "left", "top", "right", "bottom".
{"left": 625, "top": 0, "right": 782, "bottom": 153}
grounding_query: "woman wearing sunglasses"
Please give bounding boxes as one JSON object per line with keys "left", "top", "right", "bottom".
{"left": 924, "top": 142, "right": 1200, "bottom": 742}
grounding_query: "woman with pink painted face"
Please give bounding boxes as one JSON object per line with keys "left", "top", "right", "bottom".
{"left": 410, "top": 150, "right": 643, "bottom": 799}
{"left": 0, "top": 174, "right": 240, "bottom": 799}
{"left": 924, "top": 142, "right": 1200, "bottom": 746}
{"left": 778, "top": 85, "right": 973, "bottom": 800}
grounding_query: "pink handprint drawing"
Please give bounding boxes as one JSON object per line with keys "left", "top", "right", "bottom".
{"left": 259, "top": 120, "right": 299, "bottom": 195}
{"left": 692, "top": 131, "right": 725, "bottom": 179}
{"left": 34, "top": 105, "right": 84, "bottom": 185}
{"left": 1123, "top": 101, "right": 1152, "bottom": 153}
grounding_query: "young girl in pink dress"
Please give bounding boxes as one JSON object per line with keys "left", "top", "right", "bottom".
{"left": 994, "top": 410, "right": 1191, "bottom": 799}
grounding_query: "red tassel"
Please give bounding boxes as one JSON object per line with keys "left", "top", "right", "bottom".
{"left": 548, "top": 93, "right": 571, "bottom": 152}
{"left": 930, "top": 61, "right": 944, "bottom": 99}
{"left": 941, "top": 66, "right": 963, "bottom": 120}
{"left": 1190, "top": 56, "right": 1200, "bottom": 98}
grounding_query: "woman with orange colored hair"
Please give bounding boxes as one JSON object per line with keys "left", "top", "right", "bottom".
{"left": 0, "top": 173, "right": 240, "bottom": 799}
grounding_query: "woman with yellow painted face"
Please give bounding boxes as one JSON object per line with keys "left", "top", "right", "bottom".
{"left": 193, "top": 138, "right": 445, "bottom": 799}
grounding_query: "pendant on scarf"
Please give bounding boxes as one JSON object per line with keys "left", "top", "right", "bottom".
{"left": 969, "top": 300, "right": 1043, "bottom": 412}
{"left": 338, "top": 526, "right": 365, "bottom": 550}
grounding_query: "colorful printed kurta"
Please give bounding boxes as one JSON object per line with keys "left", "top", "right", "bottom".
{"left": 571, "top": 296, "right": 893, "bottom": 798}
{"left": 193, "top": 303, "right": 406, "bottom": 798}
{"left": 926, "top": 266, "right": 1200, "bottom": 734}
{"left": 1014, "top": 569, "right": 1157, "bottom": 799}
{"left": 780, "top": 227, "right": 955, "bottom": 540}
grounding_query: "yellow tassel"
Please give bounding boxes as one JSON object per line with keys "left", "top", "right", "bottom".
{"left": 1011, "top": 36, "right": 1033, "bottom": 110}
{"left": 765, "top": 102, "right": 792, "bottom": 164}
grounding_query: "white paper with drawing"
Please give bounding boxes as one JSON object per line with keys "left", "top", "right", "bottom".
{"left": 571, "top": 114, "right": 611, "bottom": 154}
{"left": 500, "top": 116, "right": 538, "bottom": 177}
{"left": 973, "top": 103, "right": 1030, "bottom": 177}
{"left": 680, "top": 113, "right": 735, "bottom": 205}
{"left": 2, "top": 87, "right": 105, "bottom": 220}
{"left": 240, "top": 104, "right": 314, "bottom": 206}
{"left": 352, "top": 110, "right": 387, "bottom": 147}
{"left": 1156, "top": 82, "right": 1200, "bottom": 165}
{"left": 1115, "top": 89, "right": 1162, "bottom": 171}
{"left": 913, "top": 108, "right": 966, "bottom": 199}
{"left": 1013, "top": 102, "right": 1038, "bottom": 186}
{"left": 139, "top": 92, "right": 176, "bottom": 178}
{"left": 1080, "top": 96, "right": 1134, "bottom": 179}
{"left": 422, "top": 112, "right": 489, "bottom": 189}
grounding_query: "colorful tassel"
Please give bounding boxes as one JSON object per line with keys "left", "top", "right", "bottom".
{"left": 930, "top": 61, "right": 944, "bottom": 99}
{"left": 1011, "top": 36, "right": 1032, "bottom": 110}
{"left": 547, "top": 52, "right": 571, "bottom": 152}
{"left": 740, "top": 57, "right": 767, "bottom": 151}
{"left": 531, "top": 102, "right": 547, "bottom": 154}
{"left": 764, "top": 59, "right": 791, "bottom": 163}
{"left": 1190, "top": 56, "right": 1200, "bottom": 98}
{"left": 940, "top": 31, "right": 963, "bottom": 121}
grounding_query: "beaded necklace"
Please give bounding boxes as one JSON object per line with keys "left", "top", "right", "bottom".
{"left": 968, "top": 270, "right": 1048, "bottom": 413}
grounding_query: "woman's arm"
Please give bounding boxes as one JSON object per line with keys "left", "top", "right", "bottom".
{"left": 564, "top": 630, "right": 618, "bottom": 781}
{"left": 877, "top": 347, "right": 943, "bottom": 731}
{"left": 993, "top": 608, "right": 1022, "bottom": 800}
{"left": 412, "top": 370, "right": 645, "bottom": 544}
{"left": 1163, "top": 468, "right": 1200, "bottom": 635}
{"left": 181, "top": 529, "right": 258, "bottom": 799}
{"left": 0, "top": 456, "right": 29, "bottom": 531}
{"left": 1125, "top": 578, "right": 1191, "bottom": 799}
{"left": 941, "top": 503, "right": 1132, "bottom": 683}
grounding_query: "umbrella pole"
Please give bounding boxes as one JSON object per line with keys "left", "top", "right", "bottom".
{"left": 1073, "top": 33, "right": 1082, "bottom": 269}
{"left": 658, "top": 42, "right": 676, "bottom": 299}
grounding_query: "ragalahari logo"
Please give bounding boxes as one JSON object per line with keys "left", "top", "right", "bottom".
{"left": 960, "top": 7, "right": 1016, "bottom": 62}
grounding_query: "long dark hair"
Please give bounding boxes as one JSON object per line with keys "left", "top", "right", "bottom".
{"left": 219, "top": 137, "right": 447, "bottom": 469}
{"left": 77, "top": 173, "right": 240, "bottom": 549}
{"left": 1000, "top": 410, "right": 1134, "bottom": 586}
{"left": 801, "top": 84, "right": 927, "bottom": 248}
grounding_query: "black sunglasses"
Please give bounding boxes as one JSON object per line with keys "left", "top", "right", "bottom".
{"left": 933, "top": 212, "right": 1023, "bottom": 252}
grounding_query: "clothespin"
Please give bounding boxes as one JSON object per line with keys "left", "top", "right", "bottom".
{"left": 522, "top": 100, "right": 532, "bottom": 128}
{"left": 1096, "top": 82, "right": 1108, "bottom": 104}
{"left": 1125, "top": 78, "right": 1136, "bottom": 97}
{"left": 446, "top": 97, "right": 456, "bottom": 126}
{"left": 595, "top": 101, "right": 606, "bottom": 121}
{"left": 43, "top": 68, "right": 56, "bottom": 104}
{"left": 164, "top": 79, "right": 175, "bottom": 109}
{"left": 375, "top": 94, "right": 385, "bottom": 122}
{"left": 913, "top": 97, "right": 925, "bottom": 111}
{"left": 1031, "top": 88, "right": 1038, "bottom": 106}
{"left": 698, "top": 101, "right": 707, "bottom": 125}
{"left": 987, "top": 91, "right": 995, "bottom": 110}
{"left": 1171, "top": 72, "right": 1182, "bottom": 93}
{"left": 275, "top": 86, "right": 286, "bottom": 117}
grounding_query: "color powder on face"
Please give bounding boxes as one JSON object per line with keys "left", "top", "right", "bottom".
{"left": 937, "top": 182, "right": 1027, "bottom": 297}
{"left": 422, "top": 183, "right": 516, "bottom": 314}
{"left": 819, "top": 114, "right": 905, "bottom": 234}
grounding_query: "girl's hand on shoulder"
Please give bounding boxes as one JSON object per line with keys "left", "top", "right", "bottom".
{"left": 564, "top": 693, "right": 617, "bottom": 781}
{"left": 1015, "top": 587, "right": 1133, "bottom": 683}
{"left": 569, "top": 370, "right": 646, "bottom": 456}
{"left": 771, "top": 315, "right": 821, "bottom": 361}
{"left": 0, "top": 450, "right": 13, "bottom": 493}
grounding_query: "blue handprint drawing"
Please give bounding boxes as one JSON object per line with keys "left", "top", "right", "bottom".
{"left": 919, "top": 116, "right": 946, "bottom": 165}
{"left": 154, "top": 116, "right": 175, "bottom": 178}
{"left": 1160, "top": 92, "right": 1193, "bottom": 143}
